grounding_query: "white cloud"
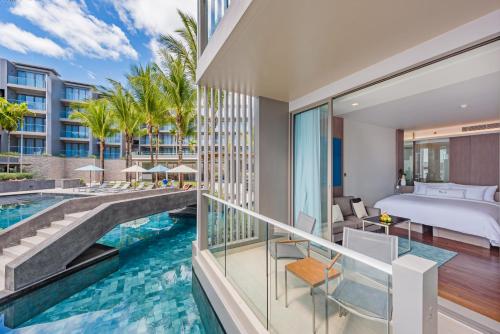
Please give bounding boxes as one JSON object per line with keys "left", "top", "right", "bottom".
{"left": 0, "top": 22, "right": 67, "bottom": 57}
{"left": 111, "top": 0, "right": 196, "bottom": 36}
{"left": 10, "top": 0, "right": 138, "bottom": 60}
{"left": 148, "top": 38, "right": 163, "bottom": 65}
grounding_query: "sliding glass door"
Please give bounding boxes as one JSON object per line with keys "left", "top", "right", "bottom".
{"left": 292, "top": 104, "right": 330, "bottom": 240}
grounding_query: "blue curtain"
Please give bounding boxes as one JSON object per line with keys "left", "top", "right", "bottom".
{"left": 294, "top": 108, "right": 323, "bottom": 235}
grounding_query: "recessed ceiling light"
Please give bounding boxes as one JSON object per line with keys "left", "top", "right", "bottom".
{"left": 460, "top": 104, "right": 468, "bottom": 109}
{"left": 352, "top": 102, "right": 359, "bottom": 107}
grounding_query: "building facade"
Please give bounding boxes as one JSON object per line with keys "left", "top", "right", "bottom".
{"left": 0, "top": 58, "right": 196, "bottom": 167}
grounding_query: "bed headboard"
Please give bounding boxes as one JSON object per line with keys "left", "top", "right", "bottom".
{"left": 400, "top": 186, "right": 499, "bottom": 202}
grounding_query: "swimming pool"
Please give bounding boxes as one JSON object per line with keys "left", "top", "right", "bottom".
{"left": 0, "top": 212, "right": 205, "bottom": 333}
{"left": 0, "top": 194, "right": 77, "bottom": 230}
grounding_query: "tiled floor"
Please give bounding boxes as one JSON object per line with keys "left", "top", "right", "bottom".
{"left": 0, "top": 214, "right": 204, "bottom": 334}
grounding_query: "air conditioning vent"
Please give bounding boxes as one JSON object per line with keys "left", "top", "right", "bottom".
{"left": 462, "top": 123, "right": 500, "bottom": 132}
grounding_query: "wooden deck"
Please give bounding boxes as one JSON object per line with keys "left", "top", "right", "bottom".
{"left": 391, "top": 227, "right": 500, "bottom": 322}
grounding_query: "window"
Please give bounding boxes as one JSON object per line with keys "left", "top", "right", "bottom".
{"left": 17, "top": 71, "right": 45, "bottom": 88}
{"left": 65, "top": 87, "right": 91, "bottom": 101}
{"left": 403, "top": 141, "right": 414, "bottom": 184}
{"left": 414, "top": 139, "right": 449, "bottom": 183}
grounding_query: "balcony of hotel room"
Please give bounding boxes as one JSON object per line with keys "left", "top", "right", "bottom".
{"left": 7, "top": 94, "right": 47, "bottom": 114}
{"left": 60, "top": 85, "right": 92, "bottom": 105}
{"left": 60, "top": 124, "right": 90, "bottom": 142}
{"left": 9, "top": 138, "right": 46, "bottom": 156}
{"left": 62, "top": 142, "right": 89, "bottom": 158}
{"left": 6, "top": 70, "right": 47, "bottom": 96}
{"left": 10, "top": 116, "right": 47, "bottom": 137}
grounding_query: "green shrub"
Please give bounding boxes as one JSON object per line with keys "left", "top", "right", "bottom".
{"left": 0, "top": 173, "right": 34, "bottom": 181}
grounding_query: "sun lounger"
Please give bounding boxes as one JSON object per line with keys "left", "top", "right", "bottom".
{"left": 112, "top": 182, "right": 131, "bottom": 192}
{"left": 144, "top": 184, "right": 154, "bottom": 190}
{"left": 134, "top": 182, "right": 145, "bottom": 191}
{"left": 105, "top": 181, "right": 122, "bottom": 192}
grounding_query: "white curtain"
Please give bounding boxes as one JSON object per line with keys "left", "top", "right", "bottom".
{"left": 293, "top": 108, "right": 322, "bottom": 235}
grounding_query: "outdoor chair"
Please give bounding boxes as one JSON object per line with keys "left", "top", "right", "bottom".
{"left": 105, "top": 181, "right": 122, "bottom": 192}
{"left": 325, "top": 227, "right": 398, "bottom": 333}
{"left": 111, "top": 182, "right": 130, "bottom": 192}
{"left": 144, "top": 184, "right": 154, "bottom": 190}
{"left": 270, "top": 211, "right": 316, "bottom": 300}
{"left": 134, "top": 182, "right": 145, "bottom": 191}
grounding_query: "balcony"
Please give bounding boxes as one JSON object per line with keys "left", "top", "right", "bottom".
{"left": 105, "top": 134, "right": 122, "bottom": 145}
{"left": 131, "top": 151, "right": 197, "bottom": 160}
{"left": 8, "top": 99, "right": 46, "bottom": 112}
{"left": 104, "top": 152, "right": 121, "bottom": 159}
{"left": 195, "top": 193, "right": 438, "bottom": 333}
{"left": 10, "top": 146, "right": 46, "bottom": 155}
{"left": 63, "top": 149, "right": 89, "bottom": 157}
{"left": 60, "top": 130, "right": 89, "bottom": 139}
{"left": 7, "top": 75, "right": 46, "bottom": 89}
{"left": 15, "top": 123, "right": 46, "bottom": 133}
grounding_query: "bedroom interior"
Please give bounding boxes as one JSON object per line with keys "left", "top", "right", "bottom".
{"left": 329, "top": 38, "right": 499, "bottom": 324}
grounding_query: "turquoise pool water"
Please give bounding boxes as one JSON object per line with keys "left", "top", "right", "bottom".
{"left": 0, "top": 194, "right": 76, "bottom": 229}
{"left": 0, "top": 212, "right": 205, "bottom": 333}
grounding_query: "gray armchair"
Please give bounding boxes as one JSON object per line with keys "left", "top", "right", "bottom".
{"left": 270, "top": 211, "right": 316, "bottom": 300}
{"left": 332, "top": 196, "right": 381, "bottom": 243}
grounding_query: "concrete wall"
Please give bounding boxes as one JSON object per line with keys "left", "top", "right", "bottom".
{"left": 343, "top": 119, "right": 396, "bottom": 206}
{"left": 254, "top": 97, "right": 289, "bottom": 223}
{"left": 0, "top": 179, "right": 55, "bottom": 193}
{"left": 23, "top": 156, "right": 127, "bottom": 182}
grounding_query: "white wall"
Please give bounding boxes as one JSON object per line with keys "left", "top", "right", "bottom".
{"left": 343, "top": 119, "right": 396, "bottom": 206}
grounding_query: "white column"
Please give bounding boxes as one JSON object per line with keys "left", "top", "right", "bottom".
{"left": 210, "top": 88, "right": 215, "bottom": 193}
{"left": 217, "top": 89, "right": 223, "bottom": 197}
{"left": 203, "top": 87, "right": 209, "bottom": 189}
{"left": 393, "top": 255, "right": 438, "bottom": 334}
{"left": 223, "top": 90, "right": 229, "bottom": 201}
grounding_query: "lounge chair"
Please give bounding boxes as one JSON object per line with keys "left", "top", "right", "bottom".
{"left": 92, "top": 182, "right": 110, "bottom": 192}
{"left": 105, "top": 181, "right": 122, "bottom": 192}
{"left": 183, "top": 184, "right": 192, "bottom": 190}
{"left": 144, "top": 184, "right": 154, "bottom": 190}
{"left": 270, "top": 211, "right": 316, "bottom": 300}
{"left": 134, "top": 182, "right": 145, "bottom": 191}
{"left": 325, "top": 228, "right": 398, "bottom": 333}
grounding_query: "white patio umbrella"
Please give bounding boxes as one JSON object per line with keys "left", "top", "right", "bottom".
{"left": 75, "top": 164, "right": 104, "bottom": 188}
{"left": 121, "top": 164, "right": 147, "bottom": 182}
{"left": 168, "top": 164, "right": 197, "bottom": 188}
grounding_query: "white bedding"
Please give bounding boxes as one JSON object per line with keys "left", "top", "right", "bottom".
{"left": 374, "top": 194, "right": 500, "bottom": 246}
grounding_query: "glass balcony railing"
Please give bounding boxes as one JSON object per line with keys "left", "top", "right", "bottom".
{"left": 105, "top": 134, "right": 121, "bottom": 144}
{"left": 10, "top": 146, "right": 46, "bottom": 155}
{"left": 202, "top": 193, "right": 396, "bottom": 334}
{"left": 63, "top": 150, "right": 89, "bottom": 157}
{"left": 17, "top": 123, "right": 46, "bottom": 133}
{"left": 104, "top": 152, "right": 121, "bottom": 159}
{"left": 8, "top": 99, "right": 46, "bottom": 111}
{"left": 7, "top": 75, "right": 46, "bottom": 88}
{"left": 60, "top": 131, "right": 89, "bottom": 139}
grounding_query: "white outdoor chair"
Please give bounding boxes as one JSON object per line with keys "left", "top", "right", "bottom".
{"left": 325, "top": 227, "right": 398, "bottom": 333}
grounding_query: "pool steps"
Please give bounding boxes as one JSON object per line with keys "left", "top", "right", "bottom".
{"left": 0, "top": 211, "right": 89, "bottom": 290}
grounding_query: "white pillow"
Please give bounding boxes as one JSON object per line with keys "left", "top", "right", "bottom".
{"left": 483, "top": 185, "right": 498, "bottom": 202}
{"left": 450, "top": 183, "right": 488, "bottom": 201}
{"left": 352, "top": 201, "right": 368, "bottom": 218}
{"left": 414, "top": 181, "right": 451, "bottom": 195}
{"left": 426, "top": 187, "right": 465, "bottom": 199}
{"left": 332, "top": 204, "right": 344, "bottom": 223}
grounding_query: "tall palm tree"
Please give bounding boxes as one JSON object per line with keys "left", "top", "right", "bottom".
{"left": 127, "top": 64, "right": 163, "bottom": 166}
{"left": 159, "top": 55, "right": 196, "bottom": 187}
{"left": 70, "top": 99, "right": 117, "bottom": 182}
{"left": 10, "top": 102, "right": 31, "bottom": 172}
{"left": 0, "top": 98, "right": 30, "bottom": 172}
{"left": 158, "top": 10, "right": 197, "bottom": 82}
{"left": 102, "top": 80, "right": 144, "bottom": 180}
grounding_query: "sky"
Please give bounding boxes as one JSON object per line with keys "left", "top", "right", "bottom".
{"left": 0, "top": 0, "right": 196, "bottom": 86}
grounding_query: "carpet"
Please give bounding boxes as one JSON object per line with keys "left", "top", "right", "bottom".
{"left": 398, "top": 238, "right": 457, "bottom": 267}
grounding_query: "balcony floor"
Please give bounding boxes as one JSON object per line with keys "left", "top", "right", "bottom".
{"left": 212, "top": 244, "right": 388, "bottom": 334}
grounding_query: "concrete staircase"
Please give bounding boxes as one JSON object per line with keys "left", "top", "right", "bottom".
{"left": 0, "top": 211, "right": 90, "bottom": 291}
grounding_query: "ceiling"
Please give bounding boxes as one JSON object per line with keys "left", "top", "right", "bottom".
{"left": 197, "top": 0, "right": 500, "bottom": 102}
{"left": 335, "top": 41, "right": 500, "bottom": 130}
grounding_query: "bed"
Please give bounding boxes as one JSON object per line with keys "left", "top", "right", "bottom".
{"left": 374, "top": 193, "right": 500, "bottom": 248}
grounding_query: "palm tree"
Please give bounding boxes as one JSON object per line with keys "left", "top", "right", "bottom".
{"left": 10, "top": 102, "right": 31, "bottom": 172}
{"left": 70, "top": 99, "right": 117, "bottom": 182}
{"left": 102, "top": 80, "right": 144, "bottom": 180}
{"left": 127, "top": 64, "right": 163, "bottom": 166}
{"left": 158, "top": 10, "right": 197, "bottom": 82}
{"left": 0, "top": 98, "right": 30, "bottom": 172}
{"left": 159, "top": 55, "right": 196, "bottom": 187}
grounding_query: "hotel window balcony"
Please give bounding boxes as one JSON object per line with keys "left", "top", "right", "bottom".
{"left": 10, "top": 146, "right": 46, "bottom": 155}
{"left": 64, "top": 149, "right": 89, "bottom": 157}
{"left": 104, "top": 151, "right": 121, "bottom": 159}
{"left": 7, "top": 72, "right": 46, "bottom": 89}
{"left": 65, "top": 87, "right": 91, "bottom": 101}
{"left": 105, "top": 133, "right": 122, "bottom": 144}
{"left": 17, "top": 123, "right": 46, "bottom": 133}
{"left": 8, "top": 99, "right": 46, "bottom": 111}
{"left": 60, "top": 130, "right": 89, "bottom": 139}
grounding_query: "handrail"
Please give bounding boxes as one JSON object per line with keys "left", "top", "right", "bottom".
{"left": 203, "top": 193, "right": 393, "bottom": 275}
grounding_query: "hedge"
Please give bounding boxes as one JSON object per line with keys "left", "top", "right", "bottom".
{"left": 0, "top": 173, "right": 34, "bottom": 181}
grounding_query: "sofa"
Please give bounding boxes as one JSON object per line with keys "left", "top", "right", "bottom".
{"left": 332, "top": 196, "right": 381, "bottom": 243}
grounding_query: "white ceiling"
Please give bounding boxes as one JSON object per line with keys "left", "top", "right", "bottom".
{"left": 197, "top": 0, "right": 500, "bottom": 102}
{"left": 336, "top": 41, "right": 500, "bottom": 130}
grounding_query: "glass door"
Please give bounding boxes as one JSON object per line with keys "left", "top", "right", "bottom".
{"left": 292, "top": 104, "right": 330, "bottom": 240}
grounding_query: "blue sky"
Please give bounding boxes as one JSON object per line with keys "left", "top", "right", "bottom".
{"left": 0, "top": 0, "right": 196, "bottom": 87}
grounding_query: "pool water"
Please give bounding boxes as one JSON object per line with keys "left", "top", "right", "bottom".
{"left": 0, "top": 212, "right": 205, "bottom": 333}
{"left": 0, "top": 194, "right": 76, "bottom": 229}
